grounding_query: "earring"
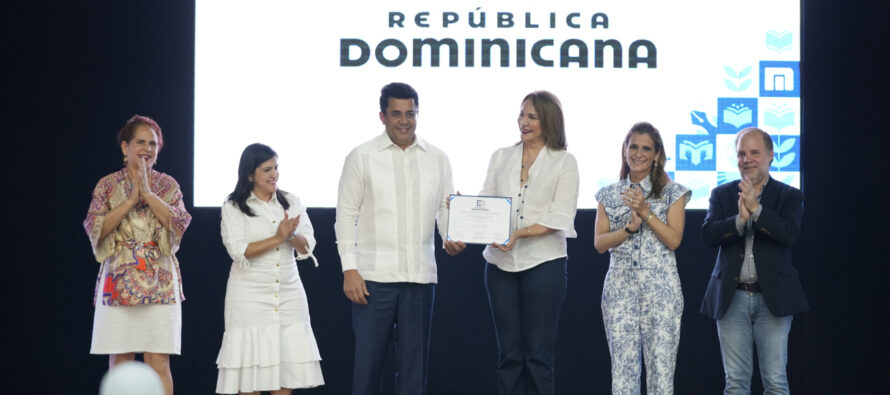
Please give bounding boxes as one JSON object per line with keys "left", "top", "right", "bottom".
{"left": 123, "top": 156, "right": 128, "bottom": 165}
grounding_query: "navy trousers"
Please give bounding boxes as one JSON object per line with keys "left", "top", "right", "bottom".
{"left": 485, "top": 257, "right": 568, "bottom": 395}
{"left": 351, "top": 281, "right": 435, "bottom": 395}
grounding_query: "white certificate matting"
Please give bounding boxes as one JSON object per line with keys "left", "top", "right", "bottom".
{"left": 447, "top": 195, "right": 512, "bottom": 245}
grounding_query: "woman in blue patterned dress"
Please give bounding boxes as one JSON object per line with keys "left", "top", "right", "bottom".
{"left": 593, "top": 122, "right": 690, "bottom": 394}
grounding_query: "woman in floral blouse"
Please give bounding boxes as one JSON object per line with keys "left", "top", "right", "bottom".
{"left": 84, "top": 115, "right": 191, "bottom": 395}
{"left": 593, "top": 122, "right": 690, "bottom": 394}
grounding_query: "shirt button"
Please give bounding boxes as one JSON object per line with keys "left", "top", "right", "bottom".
{"left": 524, "top": 185, "right": 528, "bottom": 188}
{"left": 275, "top": 279, "right": 279, "bottom": 283}
{"left": 274, "top": 294, "right": 278, "bottom": 298}
{"left": 272, "top": 220, "right": 276, "bottom": 223}
{"left": 520, "top": 216, "right": 524, "bottom": 219}
{"left": 516, "top": 209, "right": 519, "bottom": 213}
{"left": 633, "top": 261, "right": 637, "bottom": 265}
{"left": 518, "top": 193, "right": 522, "bottom": 196}
{"left": 276, "top": 248, "right": 280, "bottom": 251}
{"left": 274, "top": 307, "right": 279, "bottom": 312}
{"left": 276, "top": 263, "right": 280, "bottom": 267}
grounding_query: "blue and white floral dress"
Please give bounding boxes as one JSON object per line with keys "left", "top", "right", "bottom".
{"left": 596, "top": 175, "right": 690, "bottom": 394}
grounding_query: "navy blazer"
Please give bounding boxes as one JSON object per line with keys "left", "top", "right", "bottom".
{"left": 700, "top": 177, "right": 809, "bottom": 319}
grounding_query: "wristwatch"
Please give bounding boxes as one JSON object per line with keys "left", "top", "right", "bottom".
{"left": 624, "top": 226, "right": 638, "bottom": 235}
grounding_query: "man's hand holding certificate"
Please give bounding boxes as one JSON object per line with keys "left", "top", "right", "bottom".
{"left": 447, "top": 195, "right": 512, "bottom": 245}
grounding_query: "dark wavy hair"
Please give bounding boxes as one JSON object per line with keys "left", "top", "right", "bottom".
{"left": 117, "top": 114, "right": 163, "bottom": 152}
{"left": 227, "top": 143, "right": 289, "bottom": 216}
{"left": 520, "top": 91, "right": 567, "bottom": 150}
{"left": 379, "top": 82, "right": 419, "bottom": 113}
{"left": 619, "top": 122, "right": 670, "bottom": 199}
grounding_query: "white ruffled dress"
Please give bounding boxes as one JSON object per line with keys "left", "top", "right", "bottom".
{"left": 216, "top": 192, "right": 323, "bottom": 393}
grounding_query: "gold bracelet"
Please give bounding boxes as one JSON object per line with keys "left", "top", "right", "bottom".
{"left": 643, "top": 212, "right": 655, "bottom": 224}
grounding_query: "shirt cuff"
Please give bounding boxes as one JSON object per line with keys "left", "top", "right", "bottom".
{"left": 735, "top": 215, "right": 745, "bottom": 236}
{"left": 752, "top": 204, "right": 763, "bottom": 223}
{"left": 339, "top": 253, "right": 357, "bottom": 272}
{"left": 296, "top": 251, "right": 319, "bottom": 267}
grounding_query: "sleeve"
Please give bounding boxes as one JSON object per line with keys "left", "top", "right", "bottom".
{"left": 751, "top": 186, "right": 802, "bottom": 246}
{"left": 156, "top": 175, "right": 192, "bottom": 256}
{"left": 668, "top": 182, "right": 692, "bottom": 208}
{"left": 221, "top": 201, "right": 251, "bottom": 269}
{"left": 594, "top": 185, "right": 607, "bottom": 204}
{"left": 291, "top": 195, "right": 319, "bottom": 267}
{"left": 436, "top": 153, "right": 455, "bottom": 242}
{"left": 478, "top": 149, "right": 501, "bottom": 196}
{"left": 535, "top": 153, "right": 580, "bottom": 237}
{"left": 701, "top": 185, "right": 745, "bottom": 247}
{"left": 83, "top": 177, "right": 115, "bottom": 263}
{"left": 334, "top": 149, "right": 363, "bottom": 272}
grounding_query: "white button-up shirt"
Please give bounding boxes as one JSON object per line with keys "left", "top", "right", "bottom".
{"left": 481, "top": 144, "right": 579, "bottom": 272}
{"left": 220, "top": 191, "right": 317, "bottom": 270}
{"left": 335, "top": 132, "right": 453, "bottom": 284}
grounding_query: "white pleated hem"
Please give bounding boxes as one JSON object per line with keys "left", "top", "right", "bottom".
{"left": 216, "top": 361, "right": 324, "bottom": 394}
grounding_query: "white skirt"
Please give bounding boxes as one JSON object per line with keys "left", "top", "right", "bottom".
{"left": 216, "top": 261, "right": 324, "bottom": 394}
{"left": 90, "top": 265, "right": 182, "bottom": 355}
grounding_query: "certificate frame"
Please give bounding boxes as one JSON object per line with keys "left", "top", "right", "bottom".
{"left": 446, "top": 195, "right": 513, "bottom": 245}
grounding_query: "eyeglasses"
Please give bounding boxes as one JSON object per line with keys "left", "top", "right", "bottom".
{"left": 388, "top": 111, "right": 417, "bottom": 120}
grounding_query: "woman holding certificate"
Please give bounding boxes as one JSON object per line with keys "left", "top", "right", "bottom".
{"left": 479, "top": 91, "right": 579, "bottom": 395}
{"left": 593, "top": 122, "right": 690, "bottom": 394}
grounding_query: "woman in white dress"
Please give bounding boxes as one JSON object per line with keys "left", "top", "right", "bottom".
{"left": 84, "top": 115, "right": 192, "bottom": 395}
{"left": 216, "top": 143, "right": 324, "bottom": 395}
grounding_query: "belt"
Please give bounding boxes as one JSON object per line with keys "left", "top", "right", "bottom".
{"left": 736, "top": 282, "right": 761, "bottom": 293}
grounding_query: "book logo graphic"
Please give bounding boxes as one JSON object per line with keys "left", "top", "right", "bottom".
{"left": 764, "top": 104, "right": 795, "bottom": 131}
{"left": 766, "top": 31, "right": 792, "bottom": 53}
{"left": 723, "top": 65, "right": 753, "bottom": 92}
{"left": 760, "top": 61, "right": 800, "bottom": 97}
{"left": 675, "top": 135, "right": 716, "bottom": 170}
{"left": 680, "top": 141, "right": 713, "bottom": 165}
{"left": 717, "top": 98, "right": 758, "bottom": 133}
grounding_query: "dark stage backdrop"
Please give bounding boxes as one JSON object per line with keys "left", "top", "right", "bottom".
{"left": 3, "top": 1, "right": 887, "bottom": 393}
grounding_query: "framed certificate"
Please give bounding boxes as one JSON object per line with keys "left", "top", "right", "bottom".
{"left": 446, "top": 195, "right": 512, "bottom": 245}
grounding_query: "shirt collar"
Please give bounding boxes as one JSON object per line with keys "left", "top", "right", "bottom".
{"left": 623, "top": 173, "right": 653, "bottom": 195}
{"left": 375, "top": 131, "right": 426, "bottom": 152}
{"left": 247, "top": 191, "right": 280, "bottom": 205}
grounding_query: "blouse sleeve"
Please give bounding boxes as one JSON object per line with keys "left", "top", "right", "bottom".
{"left": 83, "top": 176, "right": 115, "bottom": 263}
{"left": 535, "top": 152, "right": 580, "bottom": 237}
{"left": 155, "top": 175, "right": 191, "bottom": 256}
{"left": 667, "top": 182, "right": 692, "bottom": 208}
{"left": 479, "top": 148, "right": 502, "bottom": 196}
{"left": 289, "top": 194, "right": 319, "bottom": 267}
{"left": 221, "top": 200, "right": 251, "bottom": 269}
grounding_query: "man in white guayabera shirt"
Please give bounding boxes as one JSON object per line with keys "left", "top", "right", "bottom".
{"left": 335, "top": 82, "right": 466, "bottom": 395}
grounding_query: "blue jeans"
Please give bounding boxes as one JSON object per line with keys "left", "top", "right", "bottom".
{"left": 485, "top": 257, "right": 567, "bottom": 395}
{"left": 351, "top": 281, "right": 435, "bottom": 395}
{"left": 716, "top": 289, "right": 793, "bottom": 395}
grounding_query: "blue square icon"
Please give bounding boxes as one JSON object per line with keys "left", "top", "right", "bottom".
{"left": 676, "top": 135, "right": 716, "bottom": 171}
{"left": 770, "top": 135, "right": 800, "bottom": 171}
{"left": 717, "top": 98, "right": 758, "bottom": 134}
{"left": 760, "top": 61, "right": 800, "bottom": 97}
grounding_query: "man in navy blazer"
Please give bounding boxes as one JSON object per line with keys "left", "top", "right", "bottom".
{"left": 701, "top": 127, "right": 809, "bottom": 394}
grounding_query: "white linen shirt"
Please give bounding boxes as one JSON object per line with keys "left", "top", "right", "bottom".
{"left": 480, "top": 144, "right": 579, "bottom": 272}
{"left": 221, "top": 191, "right": 317, "bottom": 270}
{"left": 335, "top": 132, "right": 453, "bottom": 284}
